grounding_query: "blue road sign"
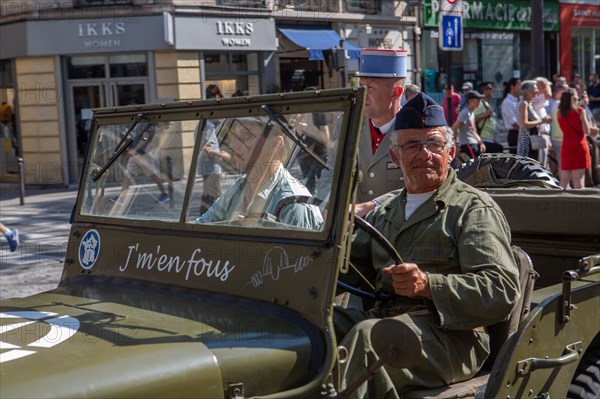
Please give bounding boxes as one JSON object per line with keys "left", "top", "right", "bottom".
{"left": 439, "top": 12, "right": 463, "bottom": 51}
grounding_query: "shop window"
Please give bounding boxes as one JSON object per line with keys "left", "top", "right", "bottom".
{"left": 231, "top": 54, "right": 248, "bottom": 72}
{"left": 67, "top": 56, "right": 106, "bottom": 79}
{"left": 216, "top": 0, "right": 267, "bottom": 7}
{"left": 205, "top": 53, "right": 228, "bottom": 73}
{"left": 346, "top": 0, "right": 381, "bottom": 14}
{"left": 0, "top": 59, "right": 14, "bottom": 86}
{"left": 571, "top": 27, "right": 599, "bottom": 81}
{"left": 205, "top": 52, "right": 260, "bottom": 97}
{"left": 205, "top": 52, "right": 258, "bottom": 72}
{"left": 279, "top": 0, "right": 338, "bottom": 12}
{"left": 109, "top": 54, "right": 148, "bottom": 78}
{"left": 67, "top": 54, "right": 148, "bottom": 80}
{"left": 74, "top": 0, "right": 133, "bottom": 7}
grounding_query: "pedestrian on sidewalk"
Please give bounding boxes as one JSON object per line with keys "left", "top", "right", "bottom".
{"left": 533, "top": 77, "right": 553, "bottom": 167}
{"left": 452, "top": 91, "right": 486, "bottom": 160}
{"left": 517, "top": 80, "right": 552, "bottom": 159}
{"left": 110, "top": 123, "right": 170, "bottom": 204}
{"left": 501, "top": 78, "right": 521, "bottom": 154}
{"left": 442, "top": 83, "right": 462, "bottom": 125}
{"left": 475, "top": 82, "right": 503, "bottom": 153}
{"left": 0, "top": 222, "right": 19, "bottom": 252}
{"left": 557, "top": 88, "right": 592, "bottom": 189}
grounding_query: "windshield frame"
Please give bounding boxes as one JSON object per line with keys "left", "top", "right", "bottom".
{"left": 74, "top": 89, "right": 365, "bottom": 243}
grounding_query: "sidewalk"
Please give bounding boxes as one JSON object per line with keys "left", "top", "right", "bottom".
{"left": 0, "top": 184, "right": 78, "bottom": 299}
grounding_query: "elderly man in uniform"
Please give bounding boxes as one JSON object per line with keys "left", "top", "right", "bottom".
{"left": 318, "top": 48, "right": 408, "bottom": 217}
{"left": 335, "top": 93, "right": 520, "bottom": 397}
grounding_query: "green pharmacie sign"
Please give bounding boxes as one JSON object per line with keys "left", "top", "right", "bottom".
{"left": 424, "top": 0, "right": 559, "bottom": 31}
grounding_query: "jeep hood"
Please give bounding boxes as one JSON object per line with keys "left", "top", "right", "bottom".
{"left": 0, "top": 279, "right": 317, "bottom": 398}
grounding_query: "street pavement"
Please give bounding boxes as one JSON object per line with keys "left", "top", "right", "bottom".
{"left": 0, "top": 184, "right": 78, "bottom": 300}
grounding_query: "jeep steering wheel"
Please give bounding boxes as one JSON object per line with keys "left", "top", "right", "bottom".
{"left": 337, "top": 215, "right": 403, "bottom": 301}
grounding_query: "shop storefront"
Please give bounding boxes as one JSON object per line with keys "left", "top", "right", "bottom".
{"left": 276, "top": 25, "right": 361, "bottom": 92}
{"left": 0, "top": 59, "right": 17, "bottom": 179}
{"left": 0, "top": 12, "right": 276, "bottom": 185}
{"left": 559, "top": 1, "right": 600, "bottom": 83}
{"left": 421, "top": 0, "right": 559, "bottom": 95}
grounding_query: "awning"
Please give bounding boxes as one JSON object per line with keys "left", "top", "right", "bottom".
{"left": 278, "top": 25, "right": 360, "bottom": 61}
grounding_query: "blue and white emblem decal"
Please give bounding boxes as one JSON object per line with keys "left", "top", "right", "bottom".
{"left": 79, "top": 229, "right": 100, "bottom": 269}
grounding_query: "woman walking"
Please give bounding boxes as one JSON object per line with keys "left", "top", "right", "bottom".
{"left": 557, "top": 89, "right": 592, "bottom": 189}
{"left": 517, "top": 80, "right": 552, "bottom": 159}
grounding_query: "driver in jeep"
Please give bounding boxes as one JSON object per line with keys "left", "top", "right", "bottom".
{"left": 335, "top": 93, "right": 521, "bottom": 397}
{"left": 195, "top": 116, "right": 323, "bottom": 230}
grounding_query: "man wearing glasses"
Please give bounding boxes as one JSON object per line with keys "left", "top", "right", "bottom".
{"left": 336, "top": 93, "right": 519, "bottom": 396}
{"left": 196, "top": 117, "right": 323, "bottom": 230}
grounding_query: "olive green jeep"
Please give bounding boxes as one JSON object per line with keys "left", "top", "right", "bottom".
{"left": 1, "top": 88, "right": 598, "bottom": 398}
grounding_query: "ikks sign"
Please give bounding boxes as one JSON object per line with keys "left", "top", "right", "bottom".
{"left": 424, "top": 0, "right": 559, "bottom": 31}
{"left": 77, "top": 21, "right": 126, "bottom": 49}
{"left": 0, "top": 16, "right": 170, "bottom": 58}
{"left": 173, "top": 15, "right": 276, "bottom": 51}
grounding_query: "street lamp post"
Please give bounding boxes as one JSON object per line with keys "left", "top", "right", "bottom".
{"left": 531, "top": 0, "right": 545, "bottom": 77}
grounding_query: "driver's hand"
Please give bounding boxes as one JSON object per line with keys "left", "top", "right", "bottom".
{"left": 353, "top": 200, "right": 376, "bottom": 217}
{"left": 383, "top": 263, "right": 432, "bottom": 298}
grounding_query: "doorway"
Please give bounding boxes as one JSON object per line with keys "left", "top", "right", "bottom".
{"left": 66, "top": 81, "right": 147, "bottom": 182}
{"left": 65, "top": 54, "right": 149, "bottom": 183}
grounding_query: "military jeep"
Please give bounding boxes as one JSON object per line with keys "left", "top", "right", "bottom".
{"left": 1, "top": 88, "right": 598, "bottom": 399}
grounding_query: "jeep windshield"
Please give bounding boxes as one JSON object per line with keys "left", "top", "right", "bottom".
{"left": 69, "top": 88, "right": 364, "bottom": 335}
{"left": 79, "top": 90, "right": 363, "bottom": 236}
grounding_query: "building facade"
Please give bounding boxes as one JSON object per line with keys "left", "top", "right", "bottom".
{"left": 559, "top": 0, "right": 600, "bottom": 83}
{"left": 0, "top": 0, "right": 418, "bottom": 186}
{"left": 421, "top": 0, "right": 560, "bottom": 95}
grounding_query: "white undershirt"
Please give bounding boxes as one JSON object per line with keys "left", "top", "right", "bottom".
{"left": 374, "top": 118, "right": 396, "bottom": 134}
{"left": 405, "top": 190, "right": 436, "bottom": 220}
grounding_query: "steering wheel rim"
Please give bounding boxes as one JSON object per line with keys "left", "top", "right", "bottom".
{"left": 353, "top": 215, "right": 403, "bottom": 264}
{"left": 337, "top": 215, "right": 403, "bottom": 301}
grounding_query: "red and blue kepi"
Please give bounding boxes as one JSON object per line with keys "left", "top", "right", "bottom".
{"left": 355, "top": 48, "right": 408, "bottom": 78}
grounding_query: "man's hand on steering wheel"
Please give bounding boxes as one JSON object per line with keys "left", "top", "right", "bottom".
{"left": 383, "top": 263, "right": 432, "bottom": 298}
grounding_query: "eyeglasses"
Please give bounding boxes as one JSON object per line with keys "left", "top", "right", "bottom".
{"left": 394, "top": 140, "right": 448, "bottom": 154}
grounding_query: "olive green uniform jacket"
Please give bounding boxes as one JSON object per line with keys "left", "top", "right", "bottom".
{"left": 336, "top": 169, "right": 520, "bottom": 397}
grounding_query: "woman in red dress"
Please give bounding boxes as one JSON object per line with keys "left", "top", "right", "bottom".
{"left": 557, "top": 88, "right": 592, "bottom": 189}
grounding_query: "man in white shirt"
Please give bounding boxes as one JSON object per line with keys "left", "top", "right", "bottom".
{"left": 501, "top": 78, "right": 521, "bottom": 154}
{"left": 533, "top": 77, "right": 553, "bottom": 167}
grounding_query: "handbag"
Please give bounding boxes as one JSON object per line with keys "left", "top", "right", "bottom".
{"left": 530, "top": 133, "right": 548, "bottom": 150}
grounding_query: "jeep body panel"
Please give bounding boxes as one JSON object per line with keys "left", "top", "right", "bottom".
{"left": 485, "top": 275, "right": 600, "bottom": 398}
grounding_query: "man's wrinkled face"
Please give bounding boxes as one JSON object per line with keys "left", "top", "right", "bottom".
{"left": 359, "top": 77, "right": 401, "bottom": 119}
{"left": 393, "top": 127, "right": 454, "bottom": 193}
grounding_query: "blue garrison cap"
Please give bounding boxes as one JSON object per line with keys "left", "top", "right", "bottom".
{"left": 394, "top": 92, "right": 447, "bottom": 130}
{"left": 355, "top": 48, "right": 408, "bottom": 78}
